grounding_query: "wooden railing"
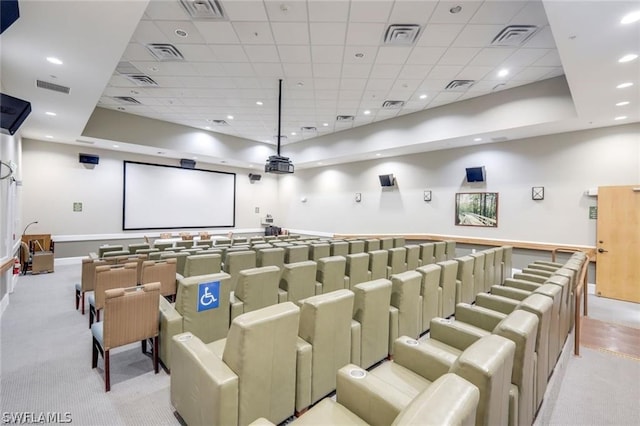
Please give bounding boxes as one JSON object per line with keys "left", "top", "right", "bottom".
{"left": 1, "top": 257, "right": 15, "bottom": 274}
{"left": 573, "top": 255, "right": 590, "bottom": 357}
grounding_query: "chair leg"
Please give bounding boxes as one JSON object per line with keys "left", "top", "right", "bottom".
{"left": 81, "top": 293, "right": 85, "bottom": 315}
{"left": 105, "top": 350, "right": 110, "bottom": 392}
{"left": 142, "top": 339, "right": 147, "bottom": 354}
{"left": 153, "top": 336, "right": 159, "bottom": 374}
{"left": 89, "top": 306, "right": 94, "bottom": 329}
{"left": 75, "top": 289, "right": 80, "bottom": 310}
{"left": 92, "top": 337, "right": 98, "bottom": 368}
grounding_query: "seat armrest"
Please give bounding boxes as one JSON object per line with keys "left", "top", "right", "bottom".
{"left": 454, "top": 303, "right": 506, "bottom": 332}
{"left": 176, "top": 273, "right": 184, "bottom": 281}
{"left": 278, "top": 288, "right": 288, "bottom": 303}
{"left": 475, "top": 294, "right": 519, "bottom": 315}
{"left": 336, "top": 364, "right": 412, "bottom": 426}
{"left": 315, "top": 281, "right": 322, "bottom": 295}
{"left": 455, "top": 279, "right": 462, "bottom": 304}
{"left": 350, "top": 320, "right": 361, "bottom": 366}
{"left": 344, "top": 276, "right": 350, "bottom": 289}
{"left": 393, "top": 336, "right": 456, "bottom": 382}
{"left": 159, "top": 297, "right": 184, "bottom": 370}
{"left": 429, "top": 318, "right": 488, "bottom": 351}
{"left": 388, "top": 306, "right": 399, "bottom": 355}
{"left": 295, "top": 337, "right": 312, "bottom": 412}
{"left": 491, "top": 285, "right": 530, "bottom": 301}
{"left": 504, "top": 278, "right": 540, "bottom": 292}
{"left": 229, "top": 292, "right": 244, "bottom": 321}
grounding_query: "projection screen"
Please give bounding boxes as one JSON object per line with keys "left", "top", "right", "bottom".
{"left": 123, "top": 161, "right": 236, "bottom": 230}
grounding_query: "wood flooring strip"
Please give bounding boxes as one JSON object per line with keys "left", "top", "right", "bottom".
{"left": 580, "top": 317, "right": 640, "bottom": 359}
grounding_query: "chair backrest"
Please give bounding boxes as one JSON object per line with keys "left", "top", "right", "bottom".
{"left": 114, "top": 254, "right": 146, "bottom": 284}
{"left": 438, "top": 259, "right": 459, "bottom": 318}
{"left": 346, "top": 253, "right": 371, "bottom": 290}
{"left": 175, "top": 272, "right": 232, "bottom": 343}
{"left": 502, "top": 246, "right": 513, "bottom": 283}
{"left": 390, "top": 373, "right": 479, "bottom": 426}
{"left": 309, "top": 244, "right": 331, "bottom": 262}
{"left": 390, "top": 271, "right": 422, "bottom": 339}
{"left": 285, "top": 245, "right": 309, "bottom": 264}
{"left": 387, "top": 247, "right": 407, "bottom": 275}
{"left": 140, "top": 258, "right": 177, "bottom": 297}
{"left": 368, "top": 250, "right": 389, "bottom": 280}
{"left": 224, "top": 251, "right": 257, "bottom": 290}
{"left": 316, "top": 256, "right": 347, "bottom": 293}
{"left": 94, "top": 263, "right": 138, "bottom": 310}
{"left": 445, "top": 240, "right": 457, "bottom": 260}
{"left": 419, "top": 243, "right": 435, "bottom": 265}
{"left": 449, "top": 335, "right": 515, "bottom": 426}
{"left": 153, "top": 241, "right": 174, "bottom": 251}
{"left": 257, "top": 247, "right": 285, "bottom": 271}
{"left": 456, "top": 256, "right": 475, "bottom": 305}
{"left": 127, "top": 243, "right": 150, "bottom": 254}
{"left": 330, "top": 241, "right": 349, "bottom": 257}
{"left": 175, "top": 240, "right": 193, "bottom": 249}
{"left": 98, "top": 245, "right": 124, "bottom": 258}
{"left": 161, "top": 251, "right": 189, "bottom": 276}
{"left": 392, "top": 237, "right": 405, "bottom": 248}
{"left": 299, "top": 289, "right": 354, "bottom": 404}
{"left": 235, "top": 266, "right": 281, "bottom": 313}
{"left": 379, "top": 237, "right": 394, "bottom": 250}
{"left": 364, "top": 239, "right": 380, "bottom": 252}
{"left": 469, "top": 252, "right": 486, "bottom": 297}
{"left": 280, "top": 261, "right": 317, "bottom": 304}
{"left": 215, "top": 237, "right": 232, "bottom": 246}
{"left": 102, "top": 282, "right": 160, "bottom": 350}
{"left": 352, "top": 279, "right": 392, "bottom": 369}
{"left": 80, "top": 257, "right": 100, "bottom": 292}
{"left": 348, "top": 240, "right": 365, "bottom": 254}
{"left": 222, "top": 302, "right": 300, "bottom": 426}
{"left": 233, "top": 236, "right": 248, "bottom": 245}
{"left": 433, "top": 241, "right": 446, "bottom": 263}
{"left": 183, "top": 253, "right": 222, "bottom": 277}
{"left": 102, "top": 250, "right": 131, "bottom": 258}
{"left": 483, "top": 249, "right": 496, "bottom": 293}
{"left": 415, "top": 264, "right": 441, "bottom": 333}
{"left": 492, "top": 247, "right": 504, "bottom": 286}
{"left": 404, "top": 245, "right": 420, "bottom": 270}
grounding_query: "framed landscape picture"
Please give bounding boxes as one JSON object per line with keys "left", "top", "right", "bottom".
{"left": 455, "top": 192, "right": 498, "bottom": 227}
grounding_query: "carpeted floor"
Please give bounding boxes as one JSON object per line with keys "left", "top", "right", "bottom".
{"left": 1, "top": 264, "right": 638, "bottom": 425}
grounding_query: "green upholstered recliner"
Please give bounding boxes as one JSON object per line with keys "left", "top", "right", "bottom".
{"left": 437, "top": 260, "right": 459, "bottom": 318}
{"left": 345, "top": 253, "right": 371, "bottom": 290}
{"left": 387, "top": 247, "right": 407, "bottom": 277}
{"left": 182, "top": 253, "right": 222, "bottom": 278}
{"left": 316, "top": 256, "right": 348, "bottom": 294}
{"left": 415, "top": 263, "right": 441, "bottom": 334}
{"left": 456, "top": 255, "right": 476, "bottom": 305}
{"left": 419, "top": 242, "right": 435, "bottom": 265}
{"left": 388, "top": 271, "right": 421, "bottom": 355}
{"left": 309, "top": 243, "right": 330, "bottom": 262}
{"left": 368, "top": 250, "right": 388, "bottom": 280}
{"left": 330, "top": 241, "right": 349, "bottom": 257}
{"left": 230, "top": 266, "right": 281, "bottom": 320}
{"left": 433, "top": 241, "right": 446, "bottom": 263}
{"left": 279, "top": 261, "right": 319, "bottom": 304}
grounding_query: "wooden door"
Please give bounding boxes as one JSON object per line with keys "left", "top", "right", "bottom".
{"left": 595, "top": 185, "right": 640, "bottom": 302}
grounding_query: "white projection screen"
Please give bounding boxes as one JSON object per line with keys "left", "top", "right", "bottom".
{"left": 123, "top": 161, "right": 236, "bottom": 230}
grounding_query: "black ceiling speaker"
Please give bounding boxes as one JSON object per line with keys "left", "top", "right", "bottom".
{"left": 379, "top": 174, "right": 396, "bottom": 187}
{"left": 1, "top": 0, "right": 20, "bottom": 34}
{"left": 0, "top": 93, "right": 31, "bottom": 136}
{"left": 265, "top": 79, "right": 294, "bottom": 174}
{"left": 248, "top": 173, "right": 262, "bottom": 182}
{"left": 180, "top": 158, "right": 196, "bottom": 169}
{"left": 79, "top": 153, "right": 99, "bottom": 165}
{"left": 465, "top": 166, "right": 486, "bottom": 182}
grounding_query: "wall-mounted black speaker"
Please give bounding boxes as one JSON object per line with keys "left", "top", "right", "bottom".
{"left": 0, "top": 93, "right": 31, "bottom": 136}
{"left": 79, "top": 153, "right": 99, "bottom": 165}
{"left": 180, "top": 159, "right": 196, "bottom": 169}
{"left": 379, "top": 174, "right": 395, "bottom": 187}
{"left": 465, "top": 166, "right": 486, "bottom": 182}
{"left": 1, "top": 0, "right": 20, "bottom": 34}
{"left": 248, "top": 173, "right": 262, "bottom": 182}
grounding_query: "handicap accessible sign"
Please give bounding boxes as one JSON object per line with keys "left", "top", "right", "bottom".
{"left": 197, "top": 281, "right": 220, "bottom": 312}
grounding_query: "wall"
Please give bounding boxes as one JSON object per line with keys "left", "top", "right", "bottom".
{"left": 279, "top": 123, "right": 640, "bottom": 246}
{"left": 21, "top": 139, "right": 280, "bottom": 257}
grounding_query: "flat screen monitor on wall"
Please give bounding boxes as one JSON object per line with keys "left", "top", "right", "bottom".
{"left": 122, "top": 161, "right": 236, "bottom": 230}
{"left": 465, "top": 166, "right": 486, "bottom": 183}
{"left": 379, "top": 174, "right": 395, "bottom": 187}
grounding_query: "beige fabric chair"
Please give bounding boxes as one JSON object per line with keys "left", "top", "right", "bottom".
{"left": 404, "top": 244, "right": 420, "bottom": 270}
{"left": 102, "top": 250, "right": 131, "bottom": 258}
{"left": 348, "top": 240, "right": 365, "bottom": 254}
{"left": 89, "top": 263, "right": 137, "bottom": 327}
{"left": 388, "top": 271, "right": 422, "bottom": 355}
{"left": 387, "top": 247, "right": 407, "bottom": 277}
{"left": 393, "top": 237, "right": 406, "bottom": 248}
{"left": 171, "top": 302, "right": 300, "bottom": 426}
{"left": 127, "top": 243, "right": 150, "bottom": 254}
{"left": 483, "top": 249, "right": 497, "bottom": 293}
{"left": 433, "top": 241, "right": 446, "bottom": 263}
{"left": 368, "top": 250, "right": 389, "bottom": 280}
{"left": 493, "top": 247, "right": 504, "bottom": 286}
{"left": 456, "top": 256, "right": 475, "bottom": 305}
{"left": 330, "top": 241, "right": 349, "bottom": 257}
{"left": 351, "top": 279, "right": 392, "bottom": 369}
{"left": 153, "top": 241, "right": 173, "bottom": 251}
{"left": 379, "top": 237, "right": 394, "bottom": 250}
{"left": 140, "top": 258, "right": 177, "bottom": 298}
{"left": 316, "top": 256, "right": 348, "bottom": 294}
{"left": 296, "top": 289, "right": 354, "bottom": 411}
{"left": 469, "top": 251, "right": 486, "bottom": 298}
{"left": 346, "top": 253, "right": 371, "bottom": 290}
{"left": 98, "top": 245, "right": 124, "bottom": 258}
{"left": 160, "top": 251, "right": 189, "bottom": 277}
{"left": 502, "top": 246, "right": 513, "bottom": 283}
{"left": 288, "top": 372, "right": 478, "bottom": 426}
{"left": 223, "top": 250, "right": 257, "bottom": 292}
{"left": 231, "top": 266, "right": 281, "bottom": 320}
{"left": 159, "top": 272, "right": 232, "bottom": 370}
{"left": 419, "top": 242, "right": 435, "bottom": 265}
{"left": 445, "top": 240, "right": 457, "bottom": 260}
{"left": 75, "top": 258, "right": 111, "bottom": 315}
{"left": 437, "top": 260, "right": 459, "bottom": 318}
{"left": 415, "top": 264, "right": 441, "bottom": 335}
{"left": 309, "top": 243, "right": 330, "bottom": 262}
{"left": 364, "top": 239, "right": 380, "bottom": 252}
{"left": 280, "top": 261, "right": 319, "bottom": 304}
{"left": 182, "top": 253, "right": 222, "bottom": 278}
{"left": 285, "top": 245, "right": 309, "bottom": 264}
{"left": 257, "top": 247, "right": 285, "bottom": 271}
{"left": 91, "top": 282, "right": 160, "bottom": 392}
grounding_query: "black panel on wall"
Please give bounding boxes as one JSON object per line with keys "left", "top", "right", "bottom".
{"left": 0, "top": 93, "right": 31, "bottom": 136}
{"left": 1, "top": 0, "right": 20, "bottom": 34}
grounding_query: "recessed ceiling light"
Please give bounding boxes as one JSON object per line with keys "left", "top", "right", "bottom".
{"left": 157, "top": 151, "right": 165, "bottom": 155}
{"left": 149, "top": 66, "right": 159, "bottom": 72}
{"left": 45, "top": 111, "right": 56, "bottom": 116}
{"left": 297, "top": 82, "right": 304, "bottom": 87}
{"left": 256, "top": 101, "right": 263, "bottom": 105}
{"left": 117, "top": 107, "right": 126, "bottom": 111}
{"left": 192, "top": 156, "right": 198, "bottom": 160}
{"left": 45, "top": 135, "right": 53, "bottom": 139}
{"left": 419, "top": 94, "right": 427, "bottom": 99}
{"left": 355, "top": 53, "right": 364, "bottom": 58}
{"left": 449, "top": 5, "right": 462, "bottom": 14}
{"left": 175, "top": 29, "right": 188, "bottom": 37}
{"left": 618, "top": 53, "right": 638, "bottom": 63}
{"left": 323, "top": 123, "right": 329, "bottom": 127}
{"left": 375, "top": 153, "right": 381, "bottom": 157}
{"left": 364, "top": 110, "right": 371, "bottom": 115}
{"left": 113, "top": 144, "right": 119, "bottom": 148}
{"left": 474, "top": 137, "right": 482, "bottom": 142}
{"left": 498, "top": 68, "right": 509, "bottom": 77}
{"left": 46, "top": 57, "right": 63, "bottom": 65}
{"left": 227, "top": 115, "right": 234, "bottom": 120}
{"left": 614, "top": 115, "right": 628, "bottom": 120}
{"left": 616, "top": 101, "right": 630, "bottom": 106}
{"left": 318, "top": 162, "right": 323, "bottom": 165}
{"left": 291, "top": 132, "right": 297, "bottom": 136}
{"left": 621, "top": 10, "right": 640, "bottom": 24}
{"left": 205, "top": 126, "right": 211, "bottom": 130}
{"left": 617, "top": 82, "right": 634, "bottom": 89}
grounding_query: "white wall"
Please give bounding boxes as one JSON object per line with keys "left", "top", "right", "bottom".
{"left": 21, "top": 139, "right": 280, "bottom": 238}
{"left": 280, "top": 123, "right": 640, "bottom": 246}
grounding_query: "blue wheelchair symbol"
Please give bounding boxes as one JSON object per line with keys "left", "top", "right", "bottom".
{"left": 197, "top": 281, "right": 220, "bottom": 312}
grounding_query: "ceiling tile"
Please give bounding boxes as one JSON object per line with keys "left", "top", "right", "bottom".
{"left": 365, "top": 78, "right": 394, "bottom": 91}
{"left": 154, "top": 20, "right": 206, "bottom": 44}
{"left": 341, "top": 63, "right": 373, "bottom": 79}
{"left": 511, "top": 66, "right": 557, "bottom": 81}
{"left": 429, "top": 1, "right": 483, "bottom": 24}
{"left": 283, "top": 63, "right": 314, "bottom": 78}
{"left": 222, "top": 1, "right": 268, "bottom": 21}
{"left": 194, "top": 21, "right": 240, "bottom": 44}
{"left": 308, "top": 1, "right": 350, "bottom": 22}
{"left": 144, "top": 1, "right": 190, "bottom": 20}
{"left": 271, "top": 22, "right": 310, "bottom": 45}
{"left": 429, "top": 91, "right": 463, "bottom": 104}
{"left": 503, "top": 48, "right": 551, "bottom": 67}
{"left": 131, "top": 20, "right": 166, "bottom": 44}
{"left": 121, "top": 43, "right": 156, "bottom": 61}
{"left": 312, "top": 46, "right": 345, "bottom": 64}
{"left": 221, "top": 62, "right": 256, "bottom": 77}
{"left": 346, "top": 23, "right": 386, "bottom": 46}
{"left": 129, "top": 61, "right": 199, "bottom": 76}
{"left": 349, "top": 1, "right": 394, "bottom": 23}
{"left": 278, "top": 45, "right": 312, "bottom": 63}
{"left": 209, "top": 45, "right": 249, "bottom": 62}
{"left": 406, "top": 47, "right": 447, "bottom": 64}
{"left": 390, "top": 78, "right": 422, "bottom": 93}
{"left": 417, "top": 79, "right": 450, "bottom": 91}
{"left": 343, "top": 46, "right": 378, "bottom": 63}
{"left": 437, "top": 47, "right": 481, "bottom": 65}
{"left": 339, "top": 90, "right": 365, "bottom": 100}
{"left": 252, "top": 64, "right": 284, "bottom": 77}
{"left": 375, "top": 109, "right": 400, "bottom": 118}
{"left": 398, "top": 64, "right": 433, "bottom": 79}
{"left": 192, "top": 62, "right": 226, "bottom": 76}
{"left": 532, "top": 50, "right": 562, "bottom": 67}
{"left": 369, "top": 64, "right": 402, "bottom": 79}
{"left": 375, "top": 47, "right": 412, "bottom": 64}
{"left": 232, "top": 22, "right": 274, "bottom": 44}
{"left": 264, "top": 1, "right": 308, "bottom": 22}
{"left": 428, "top": 65, "right": 464, "bottom": 79}
{"left": 310, "top": 23, "right": 348, "bottom": 45}
{"left": 468, "top": 48, "right": 517, "bottom": 67}
{"left": 340, "top": 79, "right": 368, "bottom": 91}
{"left": 524, "top": 27, "right": 556, "bottom": 49}
{"left": 452, "top": 25, "right": 504, "bottom": 47}
{"left": 470, "top": 1, "right": 528, "bottom": 25}
{"left": 244, "top": 45, "right": 280, "bottom": 63}
{"left": 417, "top": 24, "right": 464, "bottom": 47}
{"left": 316, "top": 90, "right": 339, "bottom": 100}
{"left": 233, "top": 78, "right": 262, "bottom": 89}
{"left": 313, "top": 63, "right": 342, "bottom": 78}
{"left": 178, "top": 44, "right": 218, "bottom": 62}
{"left": 456, "top": 66, "right": 494, "bottom": 81}
{"left": 314, "top": 78, "right": 340, "bottom": 90}
{"left": 389, "top": 1, "right": 436, "bottom": 24}
{"left": 510, "top": 1, "right": 550, "bottom": 27}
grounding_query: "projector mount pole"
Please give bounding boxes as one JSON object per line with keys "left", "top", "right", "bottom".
{"left": 277, "top": 78, "right": 282, "bottom": 156}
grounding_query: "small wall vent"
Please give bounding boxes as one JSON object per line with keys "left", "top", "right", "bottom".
{"left": 382, "top": 100, "right": 405, "bottom": 109}
{"left": 146, "top": 43, "right": 185, "bottom": 61}
{"left": 179, "top": 0, "right": 225, "bottom": 19}
{"left": 336, "top": 115, "right": 355, "bottom": 121}
{"left": 384, "top": 24, "right": 421, "bottom": 46}
{"left": 113, "top": 96, "right": 141, "bottom": 105}
{"left": 35, "top": 80, "right": 70, "bottom": 94}
{"left": 210, "top": 119, "right": 229, "bottom": 126}
{"left": 445, "top": 80, "right": 475, "bottom": 91}
{"left": 491, "top": 25, "right": 539, "bottom": 47}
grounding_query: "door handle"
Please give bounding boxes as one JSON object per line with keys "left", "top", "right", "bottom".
{"left": 598, "top": 248, "right": 608, "bottom": 253}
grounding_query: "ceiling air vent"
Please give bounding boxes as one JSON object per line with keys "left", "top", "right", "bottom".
{"left": 36, "top": 80, "right": 70, "bottom": 94}
{"left": 113, "top": 96, "right": 141, "bottom": 105}
{"left": 491, "top": 25, "right": 539, "bottom": 47}
{"left": 124, "top": 74, "right": 158, "bottom": 87}
{"left": 146, "top": 43, "right": 184, "bottom": 61}
{"left": 336, "top": 115, "right": 355, "bottom": 122}
{"left": 445, "top": 80, "right": 475, "bottom": 91}
{"left": 384, "top": 24, "right": 421, "bottom": 46}
{"left": 301, "top": 126, "right": 317, "bottom": 133}
{"left": 382, "top": 100, "right": 405, "bottom": 109}
{"left": 179, "top": 0, "right": 225, "bottom": 19}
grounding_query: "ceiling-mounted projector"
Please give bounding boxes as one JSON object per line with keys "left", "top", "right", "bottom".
{"left": 265, "top": 79, "right": 294, "bottom": 174}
